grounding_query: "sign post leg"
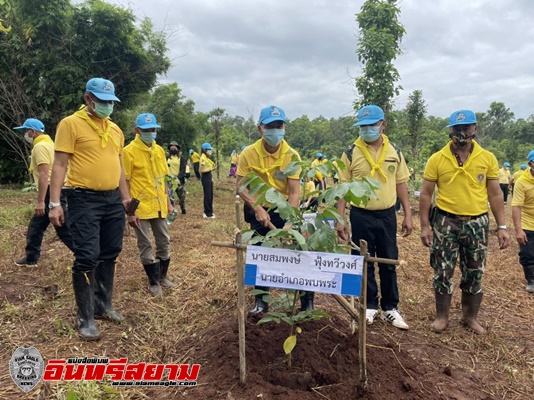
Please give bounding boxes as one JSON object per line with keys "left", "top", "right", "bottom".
{"left": 358, "top": 239, "right": 368, "bottom": 391}
{"left": 235, "top": 196, "right": 246, "bottom": 384}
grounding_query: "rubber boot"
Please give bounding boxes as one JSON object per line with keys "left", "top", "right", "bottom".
{"left": 159, "top": 258, "right": 175, "bottom": 287}
{"left": 431, "top": 290, "right": 452, "bottom": 333}
{"left": 72, "top": 270, "right": 100, "bottom": 341}
{"left": 94, "top": 260, "right": 124, "bottom": 323}
{"left": 300, "top": 291, "right": 315, "bottom": 311}
{"left": 461, "top": 292, "right": 486, "bottom": 334}
{"left": 143, "top": 261, "right": 163, "bottom": 296}
{"left": 523, "top": 265, "right": 534, "bottom": 293}
{"left": 249, "top": 286, "right": 269, "bottom": 314}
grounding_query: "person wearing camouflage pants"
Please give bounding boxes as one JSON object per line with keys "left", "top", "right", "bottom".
{"left": 419, "top": 109, "right": 509, "bottom": 335}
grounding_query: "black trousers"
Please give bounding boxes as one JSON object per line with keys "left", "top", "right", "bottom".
{"left": 201, "top": 171, "right": 214, "bottom": 217}
{"left": 350, "top": 206, "right": 399, "bottom": 311}
{"left": 24, "top": 187, "right": 73, "bottom": 262}
{"left": 66, "top": 189, "right": 125, "bottom": 272}
{"left": 500, "top": 184, "right": 509, "bottom": 202}
{"left": 193, "top": 162, "right": 201, "bottom": 180}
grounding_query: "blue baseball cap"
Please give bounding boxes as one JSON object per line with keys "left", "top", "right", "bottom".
{"left": 354, "top": 105, "right": 384, "bottom": 126}
{"left": 520, "top": 164, "right": 528, "bottom": 170}
{"left": 503, "top": 162, "right": 511, "bottom": 167}
{"left": 189, "top": 149, "right": 193, "bottom": 154}
{"left": 135, "top": 113, "right": 161, "bottom": 129}
{"left": 316, "top": 152, "right": 323, "bottom": 158}
{"left": 258, "top": 105, "right": 286, "bottom": 125}
{"left": 201, "top": 142, "right": 212, "bottom": 150}
{"left": 528, "top": 151, "right": 534, "bottom": 163}
{"left": 241, "top": 145, "right": 247, "bottom": 151}
{"left": 447, "top": 110, "right": 476, "bottom": 127}
{"left": 86, "top": 78, "right": 120, "bottom": 102}
{"left": 13, "top": 118, "right": 45, "bottom": 132}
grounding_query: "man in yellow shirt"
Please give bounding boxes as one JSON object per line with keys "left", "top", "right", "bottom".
{"left": 300, "top": 176, "right": 318, "bottom": 211}
{"left": 311, "top": 152, "right": 325, "bottom": 190}
{"left": 189, "top": 148, "right": 201, "bottom": 180}
{"left": 49, "top": 78, "right": 132, "bottom": 340}
{"left": 199, "top": 142, "right": 216, "bottom": 218}
{"left": 336, "top": 105, "right": 412, "bottom": 330}
{"left": 511, "top": 164, "right": 527, "bottom": 196}
{"left": 237, "top": 105, "right": 305, "bottom": 313}
{"left": 420, "top": 109, "right": 510, "bottom": 335}
{"left": 498, "top": 162, "right": 512, "bottom": 204}
{"left": 229, "top": 149, "right": 238, "bottom": 177}
{"left": 124, "top": 113, "right": 174, "bottom": 296}
{"left": 167, "top": 141, "right": 187, "bottom": 214}
{"left": 13, "top": 119, "right": 73, "bottom": 267}
{"left": 512, "top": 151, "right": 534, "bottom": 293}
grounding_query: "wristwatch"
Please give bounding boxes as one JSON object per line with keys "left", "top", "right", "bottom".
{"left": 497, "top": 225, "right": 507, "bottom": 230}
{"left": 49, "top": 202, "right": 61, "bottom": 209}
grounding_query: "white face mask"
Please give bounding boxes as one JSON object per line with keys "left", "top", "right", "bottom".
{"left": 206, "top": 150, "right": 213, "bottom": 156}
{"left": 24, "top": 131, "right": 34, "bottom": 144}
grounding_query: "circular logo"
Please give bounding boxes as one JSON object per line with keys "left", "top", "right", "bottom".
{"left": 388, "top": 165, "right": 396, "bottom": 174}
{"left": 477, "top": 173, "right": 485, "bottom": 182}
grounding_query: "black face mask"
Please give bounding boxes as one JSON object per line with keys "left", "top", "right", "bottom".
{"left": 170, "top": 149, "right": 179, "bottom": 155}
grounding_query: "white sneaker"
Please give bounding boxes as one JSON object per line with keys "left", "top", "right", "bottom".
{"left": 203, "top": 213, "right": 216, "bottom": 219}
{"left": 365, "top": 309, "right": 379, "bottom": 325}
{"left": 381, "top": 309, "right": 409, "bottom": 330}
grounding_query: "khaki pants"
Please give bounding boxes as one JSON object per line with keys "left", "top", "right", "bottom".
{"left": 134, "top": 218, "right": 170, "bottom": 265}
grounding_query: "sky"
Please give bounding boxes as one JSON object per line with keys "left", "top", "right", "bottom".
{"left": 106, "top": 0, "right": 534, "bottom": 121}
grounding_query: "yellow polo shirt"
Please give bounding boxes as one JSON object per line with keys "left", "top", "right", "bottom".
{"left": 301, "top": 180, "right": 316, "bottom": 200}
{"left": 339, "top": 136, "right": 409, "bottom": 210}
{"left": 123, "top": 136, "right": 169, "bottom": 219}
{"left": 237, "top": 139, "right": 301, "bottom": 198}
{"left": 30, "top": 134, "right": 54, "bottom": 183}
{"left": 424, "top": 140, "right": 498, "bottom": 215}
{"left": 311, "top": 159, "right": 324, "bottom": 180}
{"left": 512, "top": 171, "right": 534, "bottom": 230}
{"left": 167, "top": 155, "right": 181, "bottom": 176}
{"left": 512, "top": 169, "right": 526, "bottom": 184}
{"left": 190, "top": 151, "right": 200, "bottom": 163}
{"left": 230, "top": 153, "right": 238, "bottom": 165}
{"left": 498, "top": 167, "right": 511, "bottom": 184}
{"left": 55, "top": 111, "right": 124, "bottom": 190}
{"left": 199, "top": 153, "right": 215, "bottom": 172}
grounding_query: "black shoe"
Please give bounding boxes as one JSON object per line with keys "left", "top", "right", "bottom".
{"left": 15, "top": 257, "right": 38, "bottom": 268}
{"left": 249, "top": 297, "right": 268, "bottom": 314}
{"left": 300, "top": 291, "right": 315, "bottom": 311}
{"left": 181, "top": 209, "right": 186, "bottom": 215}
{"left": 158, "top": 258, "right": 174, "bottom": 287}
{"left": 143, "top": 261, "right": 163, "bottom": 295}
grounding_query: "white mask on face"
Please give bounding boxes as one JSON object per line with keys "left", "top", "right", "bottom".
{"left": 206, "top": 150, "right": 213, "bottom": 156}
{"left": 24, "top": 131, "right": 34, "bottom": 144}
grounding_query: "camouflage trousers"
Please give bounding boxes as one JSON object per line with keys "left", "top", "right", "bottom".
{"left": 430, "top": 212, "right": 489, "bottom": 295}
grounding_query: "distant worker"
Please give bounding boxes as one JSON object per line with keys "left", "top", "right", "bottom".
{"left": 167, "top": 141, "right": 187, "bottom": 214}
{"left": 14, "top": 118, "right": 73, "bottom": 267}
{"left": 499, "top": 162, "right": 512, "bottom": 204}
{"left": 511, "top": 164, "right": 528, "bottom": 196}
{"left": 199, "top": 143, "right": 216, "bottom": 218}
{"left": 189, "top": 148, "right": 201, "bottom": 180}
{"left": 229, "top": 149, "right": 238, "bottom": 178}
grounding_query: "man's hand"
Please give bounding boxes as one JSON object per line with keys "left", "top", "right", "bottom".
{"left": 498, "top": 229, "right": 510, "bottom": 249}
{"left": 35, "top": 200, "right": 45, "bottom": 217}
{"left": 336, "top": 221, "right": 349, "bottom": 243}
{"left": 49, "top": 206, "right": 64, "bottom": 227}
{"left": 516, "top": 229, "right": 528, "bottom": 246}
{"left": 420, "top": 226, "right": 432, "bottom": 247}
{"left": 254, "top": 206, "right": 271, "bottom": 227}
{"left": 128, "top": 214, "right": 140, "bottom": 229}
{"left": 122, "top": 197, "right": 132, "bottom": 211}
{"left": 401, "top": 215, "right": 413, "bottom": 237}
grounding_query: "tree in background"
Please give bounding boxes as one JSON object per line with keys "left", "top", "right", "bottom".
{"left": 354, "top": 0, "right": 405, "bottom": 116}
{"left": 0, "top": 0, "right": 170, "bottom": 182}
{"left": 404, "top": 90, "right": 427, "bottom": 162}
{"left": 209, "top": 108, "right": 225, "bottom": 180}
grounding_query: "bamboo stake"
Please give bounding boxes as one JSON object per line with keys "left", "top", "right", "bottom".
{"left": 235, "top": 196, "right": 246, "bottom": 384}
{"left": 350, "top": 296, "right": 356, "bottom": 334}
{"left": 331, "top": 294, "right": 360, "bottom": 321}
{"left": 359, "top": 239, "right": 368, "bottom": 391}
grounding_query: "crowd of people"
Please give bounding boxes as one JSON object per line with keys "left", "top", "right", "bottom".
{"left": 13, "top": 76, "right": 533, "bottom": 341}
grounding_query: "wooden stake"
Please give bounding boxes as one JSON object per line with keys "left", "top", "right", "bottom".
{"left": 359, "top": 239, "right": 368, "bottom": 391}
{"left": 235, "top": 196, "right": 246, "bottom": 384}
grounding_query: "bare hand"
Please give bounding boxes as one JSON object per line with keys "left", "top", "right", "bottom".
{"left": 516, "top": 229, "right": 528, "bottom": 246}
{"left": 420, "top": 226, "right": 432, "bottom": 247}
{"left": 401, "top": 216, "right": 413, "bottom": 237}
{"left": 35, "top": 201, "right": 45, "bottom": 217}
{"left": 128, "top": 215, "right": 140, "bottom": 229}
{"left": 498, "top": 229, "right": 510, "bottom": 249}
{"left": 49, "top": 206, "right": 64, "bottom": 227}
{"left": 336, "top": 222, "right": 349, "bottom": 244}
{"left": 254, "top": 207, "right": 271, "bottom": 228}
{"left": 122, "top": 198, "right": 132, "bottom": 211}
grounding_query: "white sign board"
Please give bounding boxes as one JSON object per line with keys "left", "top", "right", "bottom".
{"left": 244, "top": 246, "right": 364, "bottom": 296}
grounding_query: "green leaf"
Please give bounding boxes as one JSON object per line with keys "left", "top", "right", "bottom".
{"left": 283, "top": 335, "right": 297, "bottom": 355}
{"left": 296, "top": 326, "right": 302, "bottom": 334}
{"left": 256, "top": 317, "right": 274, "bottom": 325}
{"left": 250, "top": 289, "right": 269, "bottom": 296}
{"left": 280, "top": 316, "right": 295, "bottom": 325}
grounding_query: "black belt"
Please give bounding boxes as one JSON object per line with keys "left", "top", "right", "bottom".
{"left": 66, "top": 187, "right": 118, "bottom": 196}
{"left": 436, "top": 208, "right": 487, "bottom": 221}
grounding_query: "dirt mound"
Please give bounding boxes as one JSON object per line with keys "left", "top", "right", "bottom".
{"left": 186, "top": 309, "right": 490, "bottom": 400}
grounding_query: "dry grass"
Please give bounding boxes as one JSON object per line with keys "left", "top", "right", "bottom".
{"left": 0, "top": 178, "right": 533, "bottom": 399}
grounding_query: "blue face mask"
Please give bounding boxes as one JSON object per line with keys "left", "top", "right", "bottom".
{"left": 92, "top": 101, "right": 114, "bottom": 118}
{"left": 359, "top": 125, "right": 381, "bottom": 143}
{"left": 140, "top": 132, "right": 157, "bottom": 144}
{"left": 263, "top": 128, "right": 285, "bottom": 146}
